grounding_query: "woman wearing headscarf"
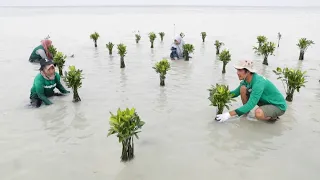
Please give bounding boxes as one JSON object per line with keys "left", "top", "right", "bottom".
{"left": 29, "top": 58, "right": 70, "bottom": 107}
{"left": 29, "top": 39, "right": 53, "bottom": 62}
{"left": 170, "top": 36, "right": 184, "bottom": 60}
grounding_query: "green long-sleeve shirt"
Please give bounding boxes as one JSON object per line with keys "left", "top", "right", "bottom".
{"left": 230, "top": 73, "right": 287, "bottom": 116}
{"left": 30, "top": 72, "right": 69, "bottom": 105}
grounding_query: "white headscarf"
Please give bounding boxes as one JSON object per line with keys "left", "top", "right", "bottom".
{"left": 171, "top": 35, "right": 184, "bottom": 58}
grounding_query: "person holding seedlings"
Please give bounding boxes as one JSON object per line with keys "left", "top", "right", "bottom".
{"left": 170, "top": 36, "right": 184, "bottom": 60}
{"left": 29, "top": 39, "right": 53, "bottom": 63}
{"left": 216, "top": 60, "right": 287, "bottom": 122}
{"left": 29, "top": 58, "right": 70, "bottom": 107}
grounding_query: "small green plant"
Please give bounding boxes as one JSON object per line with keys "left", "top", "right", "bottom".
{"left": 182, "top": 44, "right": 195, "bottom": 61}
{"left": 214, "top": 40, "right": 224, "bottom": 55}
{"left": 297, "top": 38, "right": 314, "bottom": 60}
{"left": 53, "top": 52, "right": 67, "bottom": 76}
{"left": 63, "top": 65, "right": 83, "bottom": 102}
{"left": 149, "top": 32, "right": 157, "bottom": 48}
{"left": 253, "top": 41, "right": 276, "bottom": 65}
{"left": 277, "top": 32, "right": 282, "bottom": 47}
{"left": 201, "top": 32, "right": 207, "bottom": 42}
{"left": 273, "top": 67, "right": 307, "bottom": 102}
{"left": 159, "top": 32, "right": 165, "bottom": 42}
{"left": 257, "top": 35, "right": 267, "bottom": 48}
{"left": 153, "top": 59, "right": 171, "bottom": 86}
{"left": 106, "top": 42, "right": 114, "bottom": 55}
{"left": 107, "top": 108, "right": 145, "bottom": 162}
{"left": 90, "top": 32, "right": 100, "bottom": 47}
{"left": 117, "top": 43, "right": 127, "bottom": 68}
{"left": 48, "top": 45, "right": 57, "bottom": 58}
{"left": 135, "top": 32, "right": 141, "bottom": 44}
{"left": 219, "top": 49, "right": 231, "bottom": 74}
{"left": 208, "top": 84, "right": 236, "bottom": 120}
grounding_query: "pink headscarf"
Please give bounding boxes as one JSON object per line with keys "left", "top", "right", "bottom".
{"left": 41, "top": 39, "right": 53, "bottom": 59}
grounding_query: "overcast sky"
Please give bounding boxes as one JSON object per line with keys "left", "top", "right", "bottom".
{"left": 1, "top": 0, "right": 320, "bottom": 6}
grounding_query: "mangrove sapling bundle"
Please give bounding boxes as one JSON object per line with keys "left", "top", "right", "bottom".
{"left": 208, "top": 84, "right": 236, "bottom": 120}
{"left": 106, "top": 42, "right": 114, "bottom": 55}
{"left": 273, "top": 67, "right": 307, "bottom": 102}
{"left": 90, "top": 32, "right": 100, "bottom": 47}
{"left": 297, "top": 38, "right": 315, "bottom": 60}
{"left": 64, "top": 65, "right": 83, "bottom": 102}
{"left": 253, "top": 35, "right": 268, "bottom": 55}
{"left": 117, "top": 43, "right": 127, "bottom": 68}
{"left": 214, "top": 40, "right": 224, "bottom": 55}
{"left": 255, "top": 41, "right": 276, "bottom": 65}
{"left": 135, "top": 33, "right": 141, "bottom": 44}
{"left": 107, "top": 108, "right": 145, "bottom": 162}
{"left": 201, "top": 32, "right": 207, "bottom": 42}
{"left": 153, "top": 59, "right": 171, "bottom": 86}
{"left": 182, "top": 44, "right": 195, "bottom": 61}
{"left": 159, "top": 32, "right": 165, "bottom": 42}
{"left": 277, "top": 32, "right": 282, "bottom": 47}
{"left": 219, "top": 49, "right": 231, "bottom": 74}
{"left": 53, "top": 52, "right": 67, "bottom": 76}
{"left": 148, "top": 32, "right": 157, "bottom": 48}
{"left": 48, "top": 45, "right": 57, "bottom": 58}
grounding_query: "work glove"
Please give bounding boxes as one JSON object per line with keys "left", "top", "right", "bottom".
{"left": 216, "top": 112, "right": 231, "bottom": 122}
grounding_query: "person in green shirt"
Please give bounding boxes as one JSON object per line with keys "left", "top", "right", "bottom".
{"left": 29, "top": 58, "right": 70, "bottom": 107}
{"left": 216, "top": 60, "right": 287, "bottom": 122}
{"left": 29, "top": 39, "right": 53, "bottom": 63}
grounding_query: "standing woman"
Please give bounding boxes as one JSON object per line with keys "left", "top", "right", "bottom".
{"left": 29, "top": 39, "right": 53, "bottom": 62}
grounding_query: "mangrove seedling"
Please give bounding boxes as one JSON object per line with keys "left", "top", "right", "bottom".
{"left": 159, "top": 32, "right": 165, "bottom": 42}
{"left": 201, "top": 32, "right": 207, "bottom": 42}
{"left": 135, "top": 33, "right": 141, "bottom": 44}
{"left": 255, "top": 41, "right": 276, "bottom": 65}
{"left": 53, "top": 52, "right": 67, "bottom": 76}
{"left": 277, "top": 32, "right": 282, "bottom": 47}
{"left": 107, "top": 108, "right": 145, "bottom": 162}
{"left": 219, "top": 49, "right": 231, "bottom": 74}
{"left": 64, "top": 65, "right": 83, "bottom": 102}
{"left": 153, "top": 59, "right": 171, "bottom": 86}
{"left": 214, "top": 40, "right": 224, "bottom": 55}
{"left": 90, "top": 32, "right": 100, "bottom": 47}
{"left": 297, "top": 38, "right": 314, "bottom": 60}
{"left": 48, "top": 45, "right": 57, "bottom": 58}
{"left": 273, "top": 67, "right": 307, "bottom": 102}
{"left": 149, "top": 32, "right": 157, "bottom": 48}
{"left": 117, "top": 43, "right": 127, "bottom": 68}
{"left": 208, "top": 84, "right": 236, "bottom": 120}
{"left": 106, "top": 42, "right": 114, "bottom": 55}
{"left": 253, "top": 35, "right": 268, "bottom": 54}
{"left": 182, "top": 44, "right": 195, "bottom": 61}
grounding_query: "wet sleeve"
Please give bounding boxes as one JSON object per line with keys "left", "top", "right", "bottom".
{"left": 35, "top": 78, "right": 53, "bottom": 105}
{"left": 55, "top": 73, "right": 69, "bottom": 93}
{"left": 230, "top": 84, "right": 241, "bottom": 98}
{"left": 235, "top": 80, "right": 265, "bottom": 116}
{"left": 36, "top": 49, "right": 48, "bottom": 59}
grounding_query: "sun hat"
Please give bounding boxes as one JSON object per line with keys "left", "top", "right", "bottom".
{"left": 233, "top": 60, "right": 256, "bottom": 73}
{"left": 39, "top": 58, "right": 54, "bottom": 70}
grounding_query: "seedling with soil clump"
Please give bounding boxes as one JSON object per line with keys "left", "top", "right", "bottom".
{"left": 183, "top": 44, "right": 194, "bottom": 61}
{"left": 149, "top": 32, "right": 157, "bottom": 48}
{"left": 106, "top": 42, "right": 114, "bottom": 55}
{"left": 90, "top": 32, "right": 100, "bottom": 47}
{"left": 53, "top": 52, "right": 67, "bottom": 76}
{"left": 297, "top": 38, "right": 314, "bottom": 60}
{"left": 117, "top": 43, "right": 127, "bottom": 68}
{"left": 153, "top": 59, "right": 171, "bottom": 86}
{"left": 214, "top": 40, "right": 224, "bottom": 55}
{"left": 64, "top": 65, "right": 84, "bottom": 102}
{"left": 219, "top": 49, "right": 231, "bottom": 74}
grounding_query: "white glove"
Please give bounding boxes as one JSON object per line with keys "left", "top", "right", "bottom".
{"left": 216, "top": 112, "right": 231, "bottom": 122}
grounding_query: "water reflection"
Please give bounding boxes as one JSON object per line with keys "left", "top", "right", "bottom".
{"left": 156, "top": 86, "right": 168, "bottom": 110}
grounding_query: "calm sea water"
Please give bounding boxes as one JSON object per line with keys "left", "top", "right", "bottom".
{"left": 0, "top": 6, "right": 320, "bottom": 180}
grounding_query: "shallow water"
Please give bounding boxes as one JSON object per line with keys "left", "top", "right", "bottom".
{"left": 0, "top": 6, "right": 320, "bottom": 180}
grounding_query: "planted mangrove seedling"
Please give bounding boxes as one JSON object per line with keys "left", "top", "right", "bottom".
{"left": 64, "top": 65, "right": 83, "bottom": 102}
{"left": 106, "top": 42, "right": 114, "bottom": 55}
{"left": 117, "top": 43, "right": 127, "bottom": 68}
{"left": 254, "top": 41, "right": 276, "bottom": 65}
{"left": 153, "top": 59, "right": 171, "bottom": 86}
{"left": 90, "top": 32, "right": 100, "bottom": 47}
{"left": 182, "top": 44, "right": 194, "bottom": 61}
{"left": 48, "top": 45, "right": 57, "bottom": 58}
{"left": 277, "top": 32, "right": 282, "bottom": 47}
{"left": 253, "top": 35, "right": 268, "bottom": 54}
{"left": 214, "top": 40, "right": 224, "bottom": 55}
{"left": 273, "top": 67, "right": 307, "bottom": 102}
{"left": 208, "top": 84, "right": 235, "bottom": 120}
{"left": 201, "top": 32, "right": 207, "bottom": 42}
{"left": 159, "top": 32, "right": 165, "bottom": 42}
{"left": 297, "top": 38, "right": 314, "bottom": 60}
{"left": 53, "top": 52, "right": 67, "bottom": 76}
{"left": 149, "top": 32, "right": 157, "bottom": 48}
{"left": 219, "top": 49, "right": 231, "bottom": 74}
{"left": 135, "top": 33, "right": 141, "bottom": 44}
{"left": 108, "top": 108, "right": 145, "bottom": 162}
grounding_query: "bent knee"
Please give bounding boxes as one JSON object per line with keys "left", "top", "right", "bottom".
{"left": 240, "top": 85, "right": 247, "bottom": 94}
{"left": 255, "top": 108, "right": 265, "bottom": 119}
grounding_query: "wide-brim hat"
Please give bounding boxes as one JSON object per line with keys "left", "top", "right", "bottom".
{"left": 233, "top": 59, "right": 256, "bottom": 73}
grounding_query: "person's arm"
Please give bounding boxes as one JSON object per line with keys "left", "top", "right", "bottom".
{"left": 229, "top": 84, "right": 241, "bottom": 98}
{"left": 55, "top": 73, "right": 69, "bottom": 94}
{"left": 36, "top": 49, "right": 48, "bottom": 59}
{"left": 231, "top": 80, "right": 265, "bottom": 116}
{"left": 35, "top": 79, "right": 53, "bottom": 105}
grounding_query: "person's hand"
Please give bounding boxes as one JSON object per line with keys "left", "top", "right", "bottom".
{"left": 216, "top": 112, "right": 231, "bottom": 122}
